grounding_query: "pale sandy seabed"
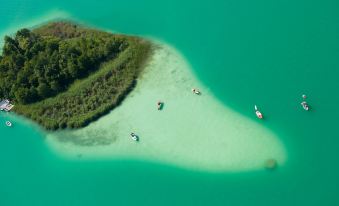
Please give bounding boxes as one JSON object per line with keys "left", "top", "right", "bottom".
{"left": 46, "top": 42, "right": 287, "bottom": 172}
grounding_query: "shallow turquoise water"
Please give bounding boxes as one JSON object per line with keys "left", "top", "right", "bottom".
{"left": 1, "top": 0, "right": 339, "bottom": 205}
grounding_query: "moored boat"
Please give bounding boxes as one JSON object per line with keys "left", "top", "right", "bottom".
{"left": 254, "top": 105, "right": 263, "bottom": 119}
{"left": 157, "top": 101, "right": 163, "bottom": 110}
{"left": 130, "top": 133, "right": 139, "bottom": 141}
{"left": 256, "top": 110, "right": 263, "bottom": 119}
{"left": 5, "top": 121, "right": 12, "bottom": 127}
{"left": 301, "top": 101, "right": 309, "bottom": 111}
{"left": 191, "top": 88, "right": 201, "bottom": 95}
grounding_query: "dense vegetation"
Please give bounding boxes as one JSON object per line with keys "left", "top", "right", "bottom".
{"left": 0, "top": 22, "right": 128, "bottom": 104}
{"left": 0, "top": 22, "right": 151, "bottom": 130}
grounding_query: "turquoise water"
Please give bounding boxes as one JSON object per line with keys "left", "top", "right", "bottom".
{"left": 1, "top": 0, "right": 339, "bottom": 205}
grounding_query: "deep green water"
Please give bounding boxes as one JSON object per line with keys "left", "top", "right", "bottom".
{"left": 1, "top": 0, "right": 339, "bottom": 205}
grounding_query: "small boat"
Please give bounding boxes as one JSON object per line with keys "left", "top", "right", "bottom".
{"left": 254, "top": 105, "right": 263, "bottom": 119}
{"left": 301, "top": 101, "right": 309, "bottom": 111}
{"left": 192, "top": 88, "right": 201, "bottom": 95}
{"left": 157, "top": 101, "right": 163, "bottom": 110}
{"left": 5, "top": 121, "right": 12, "bottom": 127}
{"left": 130, "top": 133, "right": 139, "bottom": 141}
{"left": 256, "top": 110, "right": 263, "bottom": 119}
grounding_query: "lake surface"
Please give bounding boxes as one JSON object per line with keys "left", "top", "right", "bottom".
{"left": 1, "top": 0, "right": 339, "bottom": 205}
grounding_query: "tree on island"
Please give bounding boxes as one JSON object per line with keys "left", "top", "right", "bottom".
{"left": 0, "top": 25, "right": 126, "bottom": 104}
{"left": 0, "top": 22, "right": 151, "bottom": 130}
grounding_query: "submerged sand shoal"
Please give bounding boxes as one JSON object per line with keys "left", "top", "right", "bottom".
{"left": 46, "top": 42, "right": 286, "bottom": 172}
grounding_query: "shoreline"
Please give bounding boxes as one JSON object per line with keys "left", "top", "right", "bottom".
{"left": 0, "top": 9, "right": 70, "bottom": 49}
{"left": 2, "top": 21, "right": 152, "bottom": 130}
{"left": 45, "top": 41, "right": 287, "bottom": 172}
{"left": 0, "top": 13, "right": 287, "bottom": 172}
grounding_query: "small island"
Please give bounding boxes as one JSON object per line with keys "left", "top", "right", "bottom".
{"left": 0, "top": 22, "right": 151, "bottom": 130}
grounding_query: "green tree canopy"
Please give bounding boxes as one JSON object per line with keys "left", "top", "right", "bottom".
{"left": 0, "top": 22, "right": 126, "bottom": 104}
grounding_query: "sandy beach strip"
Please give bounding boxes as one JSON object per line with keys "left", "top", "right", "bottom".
{"left": 46, "top": 42, "right": 287, "bottom": 172}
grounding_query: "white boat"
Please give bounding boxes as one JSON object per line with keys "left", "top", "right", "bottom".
{"left": 130, "top": 133, "right": 139, "bottom": 141}
{"left": 256, "top": 111, "right": 263, "bottom": 119}
{"left": 254, "top": 105, "right": 263, "bottom": 119}
{"left": 191, "top": 88, "right": 201, "bottom": 95}
{"left": 5, "top": 121, "right": 12, "bottom": 127}
{"left": 301, "top": 101, "right": 309, "bottom": 111}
